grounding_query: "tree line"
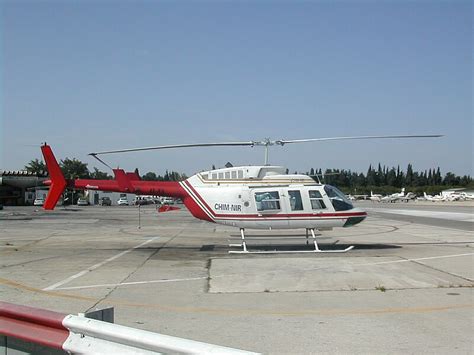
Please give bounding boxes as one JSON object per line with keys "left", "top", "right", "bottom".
{"left": 24, "top": 158, "right": 187, "bottom": 181}
{"left": 302, "top": 163, "right": 472, "bottom": 195}
{"left": 25, "top": 158, "right": 471, "bottom": 195}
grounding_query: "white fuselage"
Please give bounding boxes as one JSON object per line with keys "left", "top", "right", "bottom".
{"left": 179, "top": 166, "right": 366, "bottom": 230}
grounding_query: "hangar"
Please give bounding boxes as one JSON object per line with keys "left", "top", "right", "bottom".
{"left": 0, "top": 170, "right": 47, "bottom": 205}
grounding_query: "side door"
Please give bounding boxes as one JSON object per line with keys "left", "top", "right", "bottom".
{"left": 287, "top": 189, "right": 305, "bottom": 214}
{"left": 285, "top": 188, "right": 311, "bottom": 229}
{"left": 251, "top": 188, "right": 289, "bottom": 228}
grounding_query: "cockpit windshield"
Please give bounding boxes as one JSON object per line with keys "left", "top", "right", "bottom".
{"left": 324, "top": 185, "right": 353, "bottom": 211}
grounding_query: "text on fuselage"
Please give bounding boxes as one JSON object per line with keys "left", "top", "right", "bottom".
{"left": 214, "top": 203, "right": 242, "bottom": 212}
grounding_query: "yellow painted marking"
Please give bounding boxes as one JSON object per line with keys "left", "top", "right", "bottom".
{"left": 0, "top": 276, "right": 472, "bottom": 317}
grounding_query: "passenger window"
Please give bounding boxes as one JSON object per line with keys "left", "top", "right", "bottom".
{"left": 212, "top": 173, "right": 218, "bottom": 179}
{"left": 288, "top": 190, "right": 304, "bottom": 211}
{"left": 238, "top": 170, "right": 244, "bottom": 179}
{"left": 218, "top": 172, "right": 224, "bottom": 179}
{"left": 225, "top": 172, "right": 230, "bottom": 179}
{"left": 309, "top": 190, "right": 326, "bottom": 210}
{"left": 231, "top": 171, "right": 237, "bottom": 179}
{"left": 254, "top": 191, "right": 281, "bottom": 211}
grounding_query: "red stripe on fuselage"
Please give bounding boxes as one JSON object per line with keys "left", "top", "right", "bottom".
{"left": 207, "top": 212, "right": 367, "bottom": 220}
{"left": 182, "top": 195, "right": 214, "bottom": 222}
{"left": 183, "top": 180, "right": 216, "bottom": 216}
{"left": 179, "top": 181, "right": 214, "bottom": 222}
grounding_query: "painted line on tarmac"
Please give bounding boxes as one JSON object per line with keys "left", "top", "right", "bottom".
{"left": 55, "top": 276, "right": 208, "bottom": 290}
{"left": 365, "top": 208, "right": 474, "bottom": 222}
{"left": 43, "top": 237, "right": 159, "bottom": 291}
{"left": 1, "top": 276, "right": 473, "bottom": 317}
{"left": 53, "top": 252, "right": 474, "bottom": 291}
{"left": 354, "top": 252, "right": 474, "bottom": 267}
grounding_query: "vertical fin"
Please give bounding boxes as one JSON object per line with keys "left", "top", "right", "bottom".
{"left": 41, "top": 144, "right": 67, "bottom": 210}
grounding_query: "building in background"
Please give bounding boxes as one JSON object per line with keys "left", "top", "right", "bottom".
{"left": 0, "top": 171, "right": 48, "bottom": 205}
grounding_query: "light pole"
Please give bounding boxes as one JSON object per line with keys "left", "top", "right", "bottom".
{"left": 138, "top": 204, "right": 141, "bottom": 229}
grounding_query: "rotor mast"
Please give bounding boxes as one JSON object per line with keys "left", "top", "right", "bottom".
{"left": 264, "top": 145, "right": 269, "bottom": 165}
{"left": 252, "top": 138, "right": 285, "bottom": 165}
{"left": 259, "top": 138, "right": 273, "bottom": 165}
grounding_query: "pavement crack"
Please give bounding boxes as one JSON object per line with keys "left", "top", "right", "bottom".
{"left": 205, "top": 258, "right": 212, "bottom": 293}
{"left": 0, "top": 231, "right": 62, "bottom": 255}
{"left": 85, "top": 229, "right": 185, "bottom": 312}
{"left": 0, "top": 255, "right": 65, "bottom": 269}
{"left": 401, "top": 256, "right": 473, "bottom": 283}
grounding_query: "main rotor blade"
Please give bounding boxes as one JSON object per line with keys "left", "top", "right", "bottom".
{"left": 89, "top": 141, "right": 256, "bottom": 156}
{"left": 278, "top": 134, "right": 443, "bottom": 145}
{"left": 89, "top": 134, "right": 443, "bottom": 156}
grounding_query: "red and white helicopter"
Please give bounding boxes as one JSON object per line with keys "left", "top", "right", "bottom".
{"left": 40, "top": 135, "right": 441, "bottom": 253}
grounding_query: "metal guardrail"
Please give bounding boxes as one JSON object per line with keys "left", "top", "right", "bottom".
{"left": 0, "top": 301, "right": 259, "bottom": 354}
{"left": 0, "top": 301, "right": 68, "bottom": 354}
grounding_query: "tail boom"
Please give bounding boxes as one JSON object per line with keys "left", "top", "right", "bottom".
{"left": 70, "top": 178, "right": 187, "bottom": 198}
{"left": 41, "top": 144, "right": 187, "bottom": 210}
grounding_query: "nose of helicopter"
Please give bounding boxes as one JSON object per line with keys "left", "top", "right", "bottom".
{"left": 343, "top": 207, "right": 367, "bottom": 227}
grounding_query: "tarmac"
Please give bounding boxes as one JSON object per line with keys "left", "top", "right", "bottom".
{"left": 0, "top": 201, "right": 473, "bottom": 354}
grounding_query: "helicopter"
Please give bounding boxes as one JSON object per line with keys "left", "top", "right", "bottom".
{"left": 40, "top": 134, "right": 442, "bottom": 253}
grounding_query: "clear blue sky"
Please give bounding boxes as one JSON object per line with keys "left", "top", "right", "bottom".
{"left": 1, "top": 1, "right": 472, "bottom": 177}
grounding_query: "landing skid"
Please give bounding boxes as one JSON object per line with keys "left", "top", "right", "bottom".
{"left": 228, "top": 228, "right": 355, "bottom": 254}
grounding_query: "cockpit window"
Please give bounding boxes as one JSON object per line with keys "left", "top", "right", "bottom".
{"left": 324, "top": 185, "right": 353, "bottom": 211}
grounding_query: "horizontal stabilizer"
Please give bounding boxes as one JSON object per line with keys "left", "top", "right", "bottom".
{"left": 158, "top": 205, "right": 181, "bottom": 213}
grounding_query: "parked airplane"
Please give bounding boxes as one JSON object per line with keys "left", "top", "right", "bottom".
{"left": 460, "top": 192, "right": 474, "bottom": 201}
{"left": 369, "top": 191, "right": 383, "bottom": 202}
{"left": 441, "top": 190, "right": 474, "bottom": 201}
{"left": 400, "top": 192, "right": 417, "bottom": 202}
{"left": 381, "top": 188, "right": 406, "bottom": 203}
{"left": 423, "top": 192, "right": 446, "bottom": 202}
{"left": 348, "top": 194, "right": 369, "bottom": 201}
{"left": 379, "top": 188, "right": 417, "bottom": 203}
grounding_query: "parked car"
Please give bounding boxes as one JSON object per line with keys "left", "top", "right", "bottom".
{"left": 99, "top": 197, "right": 112, "bottom": 206}
{"left": 33, "top": 198, "right": 44, "bottom": 206}
{"left": 77, "top": 198, "right": 89, "bottom": 206}
{"left": 133, "top": 196, "right": 154, "bottom": 205}
{"left": 160, "top": 197, "right": 175, "bottom": 205}
{"left": 117, "top": 197, "right": 129, "bottom": 206}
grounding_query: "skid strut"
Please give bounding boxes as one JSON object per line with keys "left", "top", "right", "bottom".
{"left": 229, "top": 228, "right": 354, "bottom": 254}
{"left": 240, "top": 228, "right": 248, "bottom": 252}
